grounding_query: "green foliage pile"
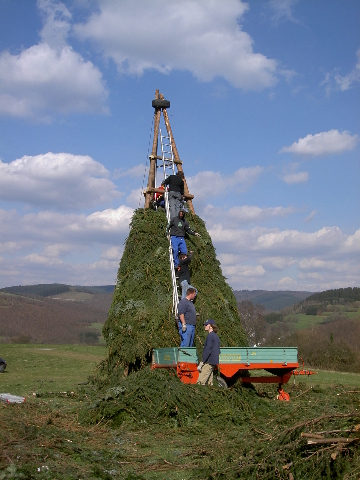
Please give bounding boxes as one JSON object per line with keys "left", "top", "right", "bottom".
{"left": 84, "top": 367, "right": 254, "bottom": 427}
{"left": 102, "top": 208, "right": 247, "bottom": 378}
{"left": 82, "top": 369, "right": 360, "bottom": 479}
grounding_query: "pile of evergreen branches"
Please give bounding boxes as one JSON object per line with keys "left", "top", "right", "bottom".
{"left": 102, "top": 208, "right": 247, "bottom": 379}
{"left": 85, "top": 367, "right": 254, "bottom": 427}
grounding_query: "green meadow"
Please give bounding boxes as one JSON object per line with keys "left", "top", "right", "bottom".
{"left": 1, "top": 344, "right": 359, "bottom": 479}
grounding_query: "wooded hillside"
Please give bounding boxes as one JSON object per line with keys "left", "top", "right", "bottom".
{"left": 0, "top": 292, "right": 111, "bottom": 344}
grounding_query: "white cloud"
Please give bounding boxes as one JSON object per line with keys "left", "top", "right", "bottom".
{"left": 224, "top": 264, "right": 266, "bottom": 277}
{"left": 209, "top": 225, "right": 360, "bottom": 259}
{"left": 0, "top": 206, "right": 133, "bottom": 246}
{"left": 304, "top": 210, "right": 317, "bottom": 223}
{"left": 0, "top": 205, "right": 133, "bottom": 287}
{"left": 24, "top": 253, "right": 63, "bottom": 266}
{"left": 188, "top": 166, "right": 264, "bottom": 201}
{"left": 298, "top": 258, "right": 351, "bottom": 273}
{"left": 38, "top": 0, "right": 72, "bottom": 50}
{"left": 101, "top": 246, "right": 124, "bottom": 261}
{"left": 0, "top": 242, "right": 23, "bottom": 254}
{"left": 75, "top": 0, "right": 278, "bottom": 90}
{"left": 0, "top": 254, "right": 121, "bottom": 288}
{"left": 126, "top": 189, "right": 145, "bottom": 209}
{"left": 208, "top": 223, "right": 360, "bottom": 290}
{"left": 255, "top": 226, "right": 345, "bottom": 254}
{"left": 260, "top": 256, "right": 296, "bottom": 271}
{"left": 0, "top": 153, "right": 121, "bottom": 210}
{"left": 0, "top": 0, "right": 108, "bottom": 120}
{"left": 335, "top": 49, "right": 360, "bottom": 90}
{"left": 322, "top": 48, "right": 360, "bottom": 94}
{"left": 269, "top": 0, "right": 299, "bottom": 24}
{"left": 217, "top": 253, "right": 244, "bottom": 266}
{"left": 282, "top": 171, "right": 309, "bottom": 184}
{"left": 204, "top": 204, "right": 295, "bottom": 225}
{"left": 113, "top": 163, "right": 146, "bottom": 179}
{"left": 343, "top": 229, "right": 360, "bottom": 254}
{"left": 280, "top": 130, "right": 358, "bottom": 157}
{"left": 277, "top": 276, "right": 298, "bottom": 287}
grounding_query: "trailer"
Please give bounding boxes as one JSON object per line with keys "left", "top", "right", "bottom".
{"left": 152, "top": 346, "right": 303, "bottom": 389}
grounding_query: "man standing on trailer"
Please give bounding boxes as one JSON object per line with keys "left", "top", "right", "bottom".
{"left": 197, "top": 319, "right": 220, "bottom": 386}
{"left": 166, "top": 209, "right": 200, "bottom": 268}
{"left": 177, "top": 288, "right": 197, "bottom": 347}
{"left": 163, "top": 171, "right": 184, "bottom": 219}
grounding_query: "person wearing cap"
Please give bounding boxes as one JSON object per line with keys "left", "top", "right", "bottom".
{"left": 163, "top": 171, "right": 184, "bottom": 219}
{"left": 197, "top": 319, "right": 220, "bottom": 386}
{"left": 166, "top": 209, "right": 200, "bottom": 268}
{"left": 177, "top": 288, "right": 197, "bottom": 347}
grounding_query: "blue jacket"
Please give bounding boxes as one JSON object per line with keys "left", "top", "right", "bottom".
{"left": 202, "top": 331, "right": 220, "bottom": 365}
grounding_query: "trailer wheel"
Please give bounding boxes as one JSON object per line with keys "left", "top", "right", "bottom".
{"left": 216, "top": 376, "right": 228, "bottom": 389}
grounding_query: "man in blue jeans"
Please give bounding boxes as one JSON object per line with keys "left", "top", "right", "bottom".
{"left": 166, "top": 210, "right": 200, "bottom": 268}
{"left": 177, "top": 288, "right": 197, "bottom": 347}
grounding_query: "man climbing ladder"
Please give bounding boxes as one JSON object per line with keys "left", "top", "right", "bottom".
{"left": 166, "top": 209, "right": 200, "bottom": 268}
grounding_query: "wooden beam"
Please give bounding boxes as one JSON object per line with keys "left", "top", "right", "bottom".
{"left": 145, "top": 90, "right": 161, "bottom": 209}
{"left": 150, "top": 154, "right": 183, "bottom": 165}
{"left": 144, "top": 187, "right": 194, "bottom": 200}
{"left": 161, "top": 96, "right": 195, "bottom": 215}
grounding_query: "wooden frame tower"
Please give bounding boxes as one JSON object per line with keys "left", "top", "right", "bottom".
{"left": 143, "top": 90, "right": 195, "bottom": 214}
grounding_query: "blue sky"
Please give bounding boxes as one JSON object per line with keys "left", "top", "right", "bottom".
{"left": 0, "top": 0, "right": 359, "bottom": 291}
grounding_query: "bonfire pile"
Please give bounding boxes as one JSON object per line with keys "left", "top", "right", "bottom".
{"left": 101, "top": 208, "right": 247, "bottom": 380}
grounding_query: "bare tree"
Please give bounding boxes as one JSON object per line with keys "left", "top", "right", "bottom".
{"left": 237, "top": 301, "right": 267, "bottom": 346}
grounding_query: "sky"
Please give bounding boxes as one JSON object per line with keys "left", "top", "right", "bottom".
{"left": 0, "top": 0, "right": 359, "bottom": 292}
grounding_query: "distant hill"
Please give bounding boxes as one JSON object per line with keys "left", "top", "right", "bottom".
{"left": 305, "top": 287, "right": 360, "bottom": 304}
{"left": 0, "top": 284, "right": 115, "bottom": 344}
{"left": 233, "top": 290, "right": 313, "bottom": 311}
{"left": 0, "top": 284, "right": 115, "bottom": 297}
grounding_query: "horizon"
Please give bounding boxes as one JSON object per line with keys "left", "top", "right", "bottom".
{"left": 1, "top": 282, "right": 330, "bottom": 294}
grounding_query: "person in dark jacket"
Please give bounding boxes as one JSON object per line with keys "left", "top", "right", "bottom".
{"left": 0, "top": 357, "right": 7, "bottom": 373}
{"left": 197, "top": 319, "right": 220, "bottom": 386}
{"left": 178, "top": 251, "right": 197, "bottom": 299}
{"left": 163, "top": 171, "right": 184, "bottom": 219}
{"left": 166, "top": 210, "right": 200, "bottom": 268}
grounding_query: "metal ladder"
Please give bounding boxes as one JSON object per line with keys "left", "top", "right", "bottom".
{"left": 157, "top": 129, "right": 180, "bottom": 317}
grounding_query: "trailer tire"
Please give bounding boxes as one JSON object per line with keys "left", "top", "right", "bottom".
{"left": 216, "top": 376, "right": 228, "bottom": 389}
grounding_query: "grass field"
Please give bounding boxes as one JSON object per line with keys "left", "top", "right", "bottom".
{"left": 285, "top": 308, "right": 360, "bottom": 332}
{"left": 1, "top": 344, "right": 359, "bottom": 479}
{"left": 285, "top": 313, "right": 325, "bottom": 330}
{"left": 0, "top": 344, "right": 107, "bottom": 396}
